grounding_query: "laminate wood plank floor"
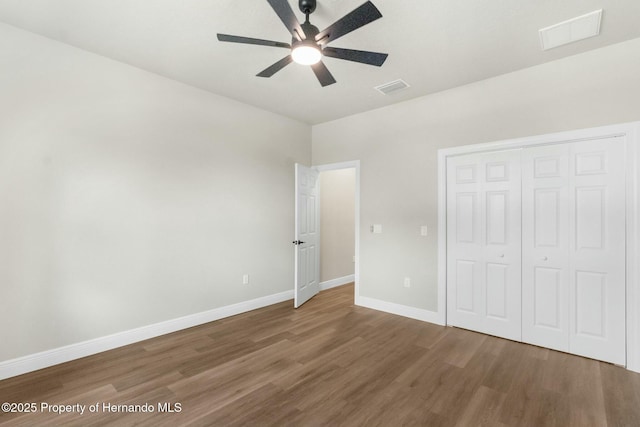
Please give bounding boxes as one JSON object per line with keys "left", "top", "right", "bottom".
{"left": 1, "top": 283, "right": 640, "bottom": 426}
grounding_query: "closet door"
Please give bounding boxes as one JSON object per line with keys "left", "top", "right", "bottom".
{"left": 569, "top": 137, "right": 626, "bottom": 365}
{"left": 447, "top": 153, "right": 482, "bottom": 332}
{"left": 447, "top": 150, "right": 521, "bottom": 341}
{"left": 522, "top": 145, "right": 570, "bottom": 352}
{"left": 522, "top": 137, "right": 626, "bottom": 364}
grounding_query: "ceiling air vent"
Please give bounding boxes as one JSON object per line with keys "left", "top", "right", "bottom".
{"left": 374, "top": 79, "right": 410, "bottom": 95}
{"left": 539, "top": 9, "right": 603, "bottom": 51}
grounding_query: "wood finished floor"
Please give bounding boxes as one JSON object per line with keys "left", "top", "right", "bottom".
{"left": 1, "top": 283, "right": 640, "bottom": 426}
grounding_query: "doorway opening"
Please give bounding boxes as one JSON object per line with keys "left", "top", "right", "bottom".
{"left": 294, "top": 161, "right": 360, "bottom": 308}
{"left": 319, "top": 167, "right": 356, "bottom": 290}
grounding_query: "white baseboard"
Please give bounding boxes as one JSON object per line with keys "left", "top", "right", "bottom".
{"left": 319, "top": 274, "right": 355, "bottom": 291}
{"left": 356, "top": 296, "right": 444, "bottom": 326}
{"left": 0, "top": 289, "right": 294, "bottom": 381}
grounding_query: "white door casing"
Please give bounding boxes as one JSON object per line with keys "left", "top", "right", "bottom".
{"left": 294, "top": 163, "right": 320, "bottom": 308}
{"left": 446, "top": 149, "right": 522, "bottom": 341}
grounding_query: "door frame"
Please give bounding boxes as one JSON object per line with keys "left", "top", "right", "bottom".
{"left": 314, "top": 160, "right": 361, "bottom": 304}
{"left": 437, "top": 121, "right": 640, "bottom": 372}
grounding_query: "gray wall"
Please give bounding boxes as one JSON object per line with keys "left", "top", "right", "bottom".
{"left": 0, "top": 24, "right": 310, "bottom": 362}
{"left": 319, "top": 169, "right": 355, "bottom": 283}
{"left": 312, "top": 37, "right": 640, "bottom": 312}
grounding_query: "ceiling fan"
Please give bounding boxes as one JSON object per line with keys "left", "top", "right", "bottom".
{"left": 217, "top": 0, "right": 388, "bottom": 87}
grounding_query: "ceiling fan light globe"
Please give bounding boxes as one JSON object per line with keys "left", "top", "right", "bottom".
{"left": 292, "top": 45, "right": 321, "bottom": 65}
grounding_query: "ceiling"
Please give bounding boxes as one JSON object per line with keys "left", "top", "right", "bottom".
{"left": 1, "top": 0, "right": 639, "bottom": 124}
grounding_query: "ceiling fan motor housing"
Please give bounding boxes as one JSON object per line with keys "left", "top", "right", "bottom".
{"left": 295, "top": 21, "right": 320, "bottom": 44}
{"left": 299, "top": 0, "right": 316, "bottom": 14}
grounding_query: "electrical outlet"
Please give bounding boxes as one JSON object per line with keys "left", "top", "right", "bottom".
{"left": 420, "top": 225, "right": 428, "bottom": 236}
{"left": 372, "top": 224, "right": 382, "bottom": 234}
{"left": 352, "top": 255, "right": 356, "bottom": 263}
{"left": 404, "top": 277, "right": 411, "bottom": 288}
{"left": 242, "top": 274, "right": 249, "bottom": 285}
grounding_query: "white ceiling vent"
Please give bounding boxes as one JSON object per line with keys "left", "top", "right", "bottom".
{"left": 539, "top": 9, "right": 603, "bottom": 51}
{"left": 374, "top": 79, "right": 410, "bottom": 95}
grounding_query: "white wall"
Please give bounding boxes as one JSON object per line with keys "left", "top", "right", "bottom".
{"left": 312, "top": 37, "right": 640, "bottom": 312}
{"left": 319, "top": 169, "right": 355, "bottom": 283}
{"left": 0, "top": 23, "right": 310, "bottom": 363}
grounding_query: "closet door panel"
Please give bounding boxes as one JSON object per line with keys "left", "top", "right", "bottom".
{"left": 447, "top": 154, "right": 484, "bottom": 332}
{"left": 486, "top": 263, "right": 508, "bottom": 319}
{"left": 522, "top": 145, "right": 570, "bottom": 352}
{"left": 482, "top": 150, "right": 522, "bottom": 341}
{"left": 455, "top": 260, "right": 477, "bottom": 312}
{"left": 569, "top": 137, "right": 626, "bottom": 365}
{"left": 447, "top": 150, "right": 521, "bottom": 341}
{"left": 533, "top": 267, "right": 562, "bottom": 329}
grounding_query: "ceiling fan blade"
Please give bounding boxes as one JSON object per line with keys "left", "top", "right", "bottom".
{"left": 267, "top": 0, "right": 305, "bottom": 40}
{"left": 217, "top": 34, "right": 291, "bottom": 49}
{"left": 322, "top": 47, "right": 388, "bottom": 66}
{"left": 311, "top": 61, "right": 337, "bottom": 87}
{"left": 316, "top": 1, "right": 382, "bottom": 45}
{"left": 257, "top": 55, "right": 294, "bottom": 78}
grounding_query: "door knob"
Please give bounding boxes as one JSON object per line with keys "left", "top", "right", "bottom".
{"left": 499, "top": 254, "right": 505, "bottom": 258}
{"left": 542, "top": 256, "right": 548, "bottom": 261}
{"left": 292, "top": 240, "right": 306, "bottom": 245}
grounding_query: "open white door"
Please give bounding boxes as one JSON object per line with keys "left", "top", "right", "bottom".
{"left": 294, "top": 163, "right": 320, "bottom": 308}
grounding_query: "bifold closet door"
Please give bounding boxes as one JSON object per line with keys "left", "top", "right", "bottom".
{"left": 570, "top": 138, "right": 626, "bottom": 364}
{"left": 522, "top": 137, "right": 626, "bottom": 365}
{"left": 522, "top": 144, "right": 570, "bottom": 352}
{"left": 447, "top": 150, "right": 522, "bottom": 341}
